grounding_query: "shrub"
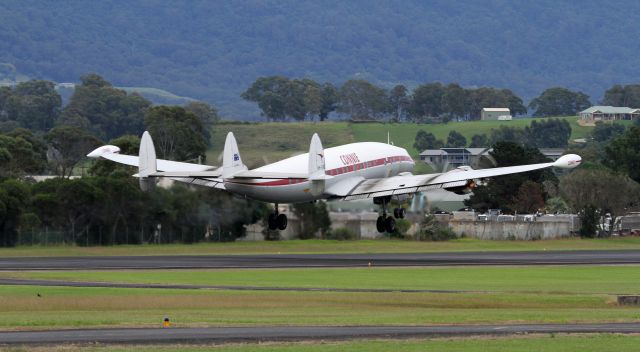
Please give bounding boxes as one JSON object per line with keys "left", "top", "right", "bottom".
{"left": 329, "top": 227, "right": 357, "bottom": 240}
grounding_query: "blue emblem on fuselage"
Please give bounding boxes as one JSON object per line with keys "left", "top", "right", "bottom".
{"left": 233, "top": 153, "right": 240, "bottom": 161}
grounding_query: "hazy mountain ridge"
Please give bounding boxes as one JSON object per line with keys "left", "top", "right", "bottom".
{"left": 1, "top": 0, "right": 638, "bottom": 119}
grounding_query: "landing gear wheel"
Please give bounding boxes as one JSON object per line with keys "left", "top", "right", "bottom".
{"left": 276, "top": 213, "right": 288, "bottom": 230}
{"left": 385, "top": 216, "right": 396, "bottom": 233}
{"left": 393, "top": 208, "right": 399, "bottom": 219}
{"left": 398, "top": 208, "right": 406, "bottom": 219}
{"left": 268, "top": 213, "right": 278, "bottom": 230}
{"left": 376, "top": 216, "right": 386, "bottom": 233}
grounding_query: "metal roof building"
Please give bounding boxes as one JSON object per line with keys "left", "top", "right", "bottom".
{"left": 579, "top": 106, "right": 640, "bottom": 121}
{"left": 481, "top": 108, "right": 511, "bottom": 120}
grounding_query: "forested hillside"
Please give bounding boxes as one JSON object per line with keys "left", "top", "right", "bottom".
{"left": 1, "top": 0, "right": 639, "bottom": 119}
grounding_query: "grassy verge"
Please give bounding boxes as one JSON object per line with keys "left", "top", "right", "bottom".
{"left": 0, "top": 285, "right": 637, "bottom": 329}
{"left": 5, "top": 335, "right": 640, "bottom": 352}
{"left": 3, "top": 237, "right": 640, "bottom": 257}
{"left": 2, "top": 265, "right": 640, "bottom": 329}
{"left": 6, "top": 265, "right": 640, "bottom": 294}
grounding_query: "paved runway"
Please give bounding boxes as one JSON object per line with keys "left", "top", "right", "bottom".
{"left": 2, "top": 250, "right": 640, "bottom": 270}
{"left": 3, "top": 323, "right": 640, "bottom": 345}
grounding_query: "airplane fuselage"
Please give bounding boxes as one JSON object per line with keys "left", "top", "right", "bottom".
{"left": 223, "top": 142, "right": 414, "bottom": 203}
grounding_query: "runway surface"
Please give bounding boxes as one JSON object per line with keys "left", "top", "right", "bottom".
{"left": 2, "top": 250, "right": 640, "bottom": 270}
{"left": 3, "top": 323, "right": 640, "bottom": 345}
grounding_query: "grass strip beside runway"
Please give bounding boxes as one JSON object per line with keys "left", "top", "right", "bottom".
{"left": 2, "top": 266, "right": 640, "bottom": 329}
{"left": 4, "top": 238, "right": 640, "bottom": 257}
{"left": 0, "top": 285, "right": 637, "bottom": 329}
{"left": 6, "top": 265, "right": 640, "bottom": 294}
{"left": 2, "top": 335, "right": 640, "bottom": 351}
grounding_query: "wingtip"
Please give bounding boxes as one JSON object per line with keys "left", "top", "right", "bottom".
{"left": 553, "top": 154, "right": 582, "bottom": 169}
{"left": 87, "top": 145, "right": 121, "bottom": 158}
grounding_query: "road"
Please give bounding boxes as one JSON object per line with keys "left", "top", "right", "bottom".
{"left": 2, "top": 250, "right": 640, "bottom": 270}
{"left": 2, "top": 323, "right": 640, "bottom": 345}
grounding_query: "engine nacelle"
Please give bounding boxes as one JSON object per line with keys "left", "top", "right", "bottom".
{"left": 444, "top": 180, "right": 477, "bottom": 195}
{"left": 139, "top": 177, "right": 158, "bottom": 192}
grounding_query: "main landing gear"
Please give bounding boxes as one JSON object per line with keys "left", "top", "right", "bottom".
{"left": 374, "top": 196, "right": 405, "bottom": 233}
{"left": 268, "top": 203, "right": 288, "bottom": 231}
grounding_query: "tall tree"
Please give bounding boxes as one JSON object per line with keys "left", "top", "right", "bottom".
{"left": 524, "top": 118, "right": 572, "bottom": 148}
{"left": 0, "top": 130, "right": 47, "bottom": 176}
{"left": 318, "top": 83, "right": 338, "bottom": 121}
{"left": 60, "top": 74, "right": 151, "bottom": 140}
{"left": 469, "top": 134, "right": 488, "bottom": 147}
{"left": 445, "top": 130, "right": 467, "bottom": 147}
{"left": 0, "top": 180, "right": 30, "bottom": 247}
{"left": 184, "top": 101, "right": 220, "bottom": 126}
{"left": 489, "top": 126, "right": 525, "bottom": 145}
{"left": 529, "top": 87, "right": 591, "bottom": 117}
{"left": 591, "top": 122, "right": 626, "bottom": 142}
{"left": 144, "top": 106, "right": 208, "bottom": 161}
{"left": 241, "top": 76, "right": 290, "bottom": 121}
{"left": 45, "top": 125, "right": 102, "bottom": 177}
{"left": 389, "top": 84, "right": 410, "bottom": 122}
{"left": 602, "top": 84, "right": 640, "bottom": 108}
{"left": 560, "top": 168, "right": 640, "bottom": 236}
{"left": 442, "top": 83, "right": 467, "bottom": 119}
{"left": 337, "top": 79, "right": 389, "bottom": 120}
{"left": 413, "top": 130, "right": 443, "bottom": 152}
{"left": 409, "top": 82, "right": 445, "bottom": 121}
{"left": 2, "top": 80, "right": 61, "bottom": 131}
{"left": 291, "top": 202, "right": 331, "bottom": 239}
{"left": 604, "top": 126, "right": 640, "bottom": 183}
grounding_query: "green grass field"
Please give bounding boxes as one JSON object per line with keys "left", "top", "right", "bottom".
{"left": 7, "top": 265, "right": 640, "bottom": 294}
{"left": 207, "top": 117, "right": 596, "bottom": 166}
{"left": 5, "top": 335, "right": 640, "bottom": 352}
{"left": 2, "top": 265, "right": 640, "bottom": 330}
{"left": 4, "top": 237, "right": 640, "bottom": 257}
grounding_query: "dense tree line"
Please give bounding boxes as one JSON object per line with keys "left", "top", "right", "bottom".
{"left": 413, "top": 118, "right": 572, "bottom": 153}
{"left": 0, "top": 74, "right": 217, "bottom": 177}
{"left": 243, "top": 77, "right": 599, "bottom": 122}
{"left": 243, "top": 77, "right": 530, "bottom": 122}
{"left": 1, "top": 175, "right": 268, "bottom": 247}
{"left": 602, "top": 85, "right": 640, "bottom": 108}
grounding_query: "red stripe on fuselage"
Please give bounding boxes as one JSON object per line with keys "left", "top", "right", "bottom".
{"left": 227, "top": 155, "right": 412, "bottom": 187}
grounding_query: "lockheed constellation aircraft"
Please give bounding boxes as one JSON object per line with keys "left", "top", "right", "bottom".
{"left": 88, "top": 131, "right": 581, "bottom": 233}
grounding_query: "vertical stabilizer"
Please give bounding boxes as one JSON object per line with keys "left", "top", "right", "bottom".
{"left": 308, "top": 133, "right": 326, "bottom": 180}
{"left": 139, "top": 131, "right": 157, "bottom": 177}
{"left": 138, "top": 131, "right": 158, "bottom": 191}
{"left": 308, "top": 133, "right": 329, "bottom": 196}
{"left": 222, "top": 132, "right": 247, "bottom": 178}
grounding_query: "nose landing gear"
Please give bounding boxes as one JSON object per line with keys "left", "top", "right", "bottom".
{"left": 268, "top": 203, "right": 288, "bottom": 231}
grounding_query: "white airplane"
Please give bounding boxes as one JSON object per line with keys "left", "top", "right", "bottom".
{"left": 87, "top": 131, "right": 582, "bottom": 233}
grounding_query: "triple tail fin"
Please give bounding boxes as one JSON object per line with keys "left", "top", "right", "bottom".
{"left": 308, "top": 133, "right": 327, "bottom": 180}
{"left": 138, "top": 131, "right": 158, "bottom": 191}
{"left": 308, "top": 133, "right": 331, "bottom": 196}
{"left": 139, "top": 131, "right": 157, "bottom": 177}
{"left": 222, "top": 132, "right": 248, "bottom": 178}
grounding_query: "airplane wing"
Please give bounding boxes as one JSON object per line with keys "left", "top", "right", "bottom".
{"left": 87, "top": 145, "right": 217, "bottom": 173}
{"left": 330, "top": 154, "right": 582, "bottom": 201}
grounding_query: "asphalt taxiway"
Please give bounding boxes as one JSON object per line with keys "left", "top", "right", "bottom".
{"left": 2, "top": 323, "right": 640, "bottom": 345}
{"left": 2, "top": 250, "right": 640, "bottom": 270}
